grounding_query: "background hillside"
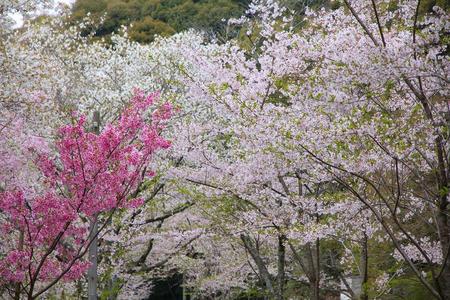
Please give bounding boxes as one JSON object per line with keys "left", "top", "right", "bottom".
{"left": 69, "top": 0, "right": 447, "bottom": 43}
{"left": 70, "top": 0, "right": 250, "bottom": 43}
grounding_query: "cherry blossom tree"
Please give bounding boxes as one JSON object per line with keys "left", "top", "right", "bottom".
{"left": 0, "top": 90, "right": 171, "bottom": 299}
{"left": 149, "top": 1, "right": 354, "bottom": 298}
{"left": 288, "top": 1, "right": 449, "bottom": 298}
{"left": 152, "top": 0, "right": 449, "bottom": 298}
{"left": 2, "top": 0, "right": 449, "bottom": 298}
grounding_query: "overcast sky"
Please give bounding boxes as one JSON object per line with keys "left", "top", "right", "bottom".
{"left": 10, "top": 0, "right": 75, "bottom": 28}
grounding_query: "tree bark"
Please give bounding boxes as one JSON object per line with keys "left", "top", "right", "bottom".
{"left": 14, "top": 230, "right": 24, "bottom": 300}
{"left": 312, "top": 239, "right": 320, "bottom": 300}
{"left": 87, "top": 215, "right": 98, "bottom": 300}
{"left": 360, "top": 233, "right": 369, "bottom": 300}
{"left": 313, "top": 201, "right": 320, "bottom": 300}
{"left": 289, "top": 241, "right": 320, "bottom": 300}
{"left": 310, "top": 280, "right": 319, "bottom": 300}
{"left": 276, "top": 235, "right": 286, "bottom": 300}
{"left": 437, "top": 204, "right": 450, "bottom": 299}
{"left": 240, "top": 234, "right": 275, "bottom": 296}
{"left": 87, "top": 111, "right": 101, "bottom": 300}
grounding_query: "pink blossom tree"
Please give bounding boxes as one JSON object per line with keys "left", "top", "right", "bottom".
{"left": 0, "top": 90, "right": 171, "bottom": 299}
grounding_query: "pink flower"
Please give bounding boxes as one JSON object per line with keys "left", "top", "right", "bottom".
{"left": 0, "top": 89, "right": 171, "bottom": 290}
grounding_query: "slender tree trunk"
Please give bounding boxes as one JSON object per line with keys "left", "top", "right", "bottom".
{"left": 14, "top": 230, "right": 24, "bottom": 300}
{"left": 276, "top": 235, "right": 286, "bottom": 300}
{"left": 315, "top": 239, "right": 320, "bottom": 300}
{"left": 87, "top": 111, "right": 101, "bottom": 300}
{"left": 305, "top": 242, "right": 319, "bottom": 300}
{"left": 437, "top": 204, "right": 450, "bottom": 299}
{"left": 314, "top": 238, "right": 320, "bottom": 300}
{"left": 289, "top": 241, "right": 318, "bottom": 299}
{"left": 88, "top": 215, "right": 98, "bottom": 300}
{"left": 310, "top": 280, "right": 319, "bottom": 300}
{"left": 360, "top": 233, "right": 369, "bottom": 300}
{"left": 438, "top": 256, "right": 450, "bottom": 299}
{"left": 240, "top": 234, "right": 275, "bottom": 296}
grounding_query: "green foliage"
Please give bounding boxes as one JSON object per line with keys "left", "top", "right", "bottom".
{"left": 99, "top": 269, "right": 124, "bottom": 300}
{"left": 234, "top": 284, "right": 269, "bottom": 299}
{"left": 72, "top": 0, "right": 107, "bottom": 15}
{"left": 70, "top": 0, "right": 333, "bottom": 42}
{"left": 283, "top": 280, "right": 309, "bottom": 299}
{"left": 191, "top": 0, "right": 244, "bottom": 32}
{"left": 129, "top": 16, "right": 175, "bottom": 43}
{"left": 70, "top": 0, "right": 248, "bottom": 43}
{"left": 419, "top": 0, "right": 450, "bottom": 15}
{"left": 281, "top": 0, "right": 334, "bottom": 12}
{"left": 387, "top": 275, "right": 435, "bottom": 299}
{"left": 279, "top": 0, "right": 337, "bottom": 29}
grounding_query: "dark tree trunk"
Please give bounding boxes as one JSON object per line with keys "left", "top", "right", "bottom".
{"left": 360, "top": 233, "right": 369, "bottom": 300}
{"left": 14, "top": 231, "right": 24, "bottom": 300}
{"left": 313, "top": 239, "right": 320, "bottom": 300}
{"left": 437, "top": 204, "right": 450, "bottom": 299}
{"left": 88, "top": 216, "right": 98, "bottom": 300}
{"left": 310, "top": 280, "right": 319, "bottom": 300}
{"left": 240, "top": 234, "right": 275, "bottom": 296}
{"left": 276, "top": 235, "right": 286, "bottom": 300}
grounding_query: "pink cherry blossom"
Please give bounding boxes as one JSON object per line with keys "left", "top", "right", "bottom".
{"left": 0, "top": 89, "right": 171, "bottom": 299}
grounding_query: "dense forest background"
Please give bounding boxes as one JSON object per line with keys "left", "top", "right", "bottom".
{"left": 69, "top": 0, "right": 447, "bottom": 43}
{"left": 68, "top": 0, "right": 330, "bottom": 42}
